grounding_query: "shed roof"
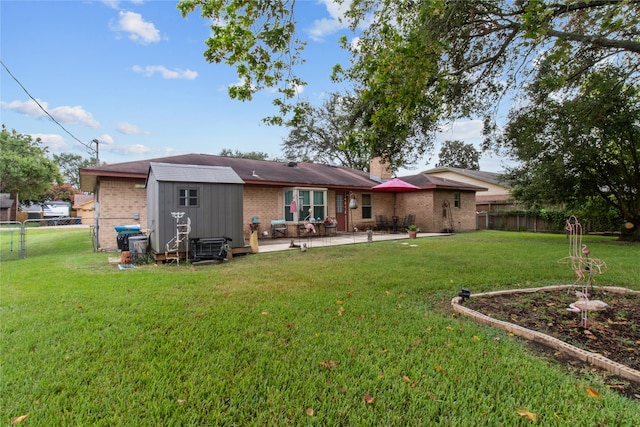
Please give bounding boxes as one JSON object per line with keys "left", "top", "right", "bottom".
{"left": 148, "top": 162, "right": 244, "bottom": 185}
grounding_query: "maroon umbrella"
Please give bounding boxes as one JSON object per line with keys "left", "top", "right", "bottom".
{"left": 372, "top": 178, "right": 420, "bottom": 216}
{"left": 372, "top": 178, "right": 421, "bottom": 192}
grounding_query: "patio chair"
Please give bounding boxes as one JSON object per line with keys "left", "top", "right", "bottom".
{"left": 376, "top": 215, "right": 391, "bottom": 232}
{"left": 400, "top": 214, "right": 415, "bottom": 230}
{"left": 270, "top": 219, "right": 288, "bottom": 239}
{"left": 323, "top": 217, "right": 337, "bottom": 236}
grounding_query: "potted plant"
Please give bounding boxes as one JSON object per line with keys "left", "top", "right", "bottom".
{"left": 406, "top": 224, "right": 418, "bottom": 239}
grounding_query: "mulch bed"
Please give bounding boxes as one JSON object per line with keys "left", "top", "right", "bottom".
{"left": 462, "top": 287, "right": 640, "bottom": 401}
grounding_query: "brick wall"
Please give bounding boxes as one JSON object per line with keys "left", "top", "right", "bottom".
{"left": 96, "top": 178, "right": 480, "bottom": 249}
{"left": 431, "top": 190, "right": 477, "bottom": 232}
{"left": 399, "top": 190, "right": 434, "bottom": 231}
{"left": 97, "top": 178, "right": 147, "bottom": 250}
{"left": 399, "top": 190, "right": 477, "bottom": 233}
{"left": 242, "top": 186, "right": 283, "bottom": 239}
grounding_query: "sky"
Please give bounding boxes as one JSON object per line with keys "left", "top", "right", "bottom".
{"left": 1, "top": 0, "right": 512, "bottom": 175}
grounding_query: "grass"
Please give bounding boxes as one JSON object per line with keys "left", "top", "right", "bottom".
{"left": 1, "top": 228, "right": 639, "bottom": 425}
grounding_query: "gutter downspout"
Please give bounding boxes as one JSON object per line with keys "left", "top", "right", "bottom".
{"left": 93, "top": 181, "right": 100, "bottom": 251}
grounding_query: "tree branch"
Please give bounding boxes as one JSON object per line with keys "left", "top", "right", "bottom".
{"left": 544, "top": 28, "right": 640, "bottom": 54}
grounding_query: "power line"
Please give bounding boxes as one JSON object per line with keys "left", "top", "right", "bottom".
{"left": 0, "top": 59, "right": 98, "bottom": 158}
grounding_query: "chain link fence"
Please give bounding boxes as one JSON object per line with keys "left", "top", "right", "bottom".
{"left": 1, "top": 219, "right": 88, "bottom": 260}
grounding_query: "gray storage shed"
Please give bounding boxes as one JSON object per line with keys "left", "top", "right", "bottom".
{"left": 146, "top": 162, "right": 245, "bottom": 254}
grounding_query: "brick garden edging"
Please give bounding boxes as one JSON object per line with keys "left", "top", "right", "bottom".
{"left": 451, "top": 285, "right": 640, "bottom": 384}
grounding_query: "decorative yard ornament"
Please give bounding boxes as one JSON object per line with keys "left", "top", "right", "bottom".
{"left": 559, "top": 216, "right": 608, "bottom": 327}
{"left": 166, "top": 212, "right": 191, "bottom": 263}
{"left": 458, "top": 288, "right": 471, "bottom": 302}
{"left": 349, "top": 193, "right": 358, "bottom": 209}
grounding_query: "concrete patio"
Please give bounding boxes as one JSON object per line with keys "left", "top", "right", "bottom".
{"left": 254, "top": 231, "right": 451, "bottom": 253}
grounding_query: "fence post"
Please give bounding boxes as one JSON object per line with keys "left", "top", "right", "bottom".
{"left": 20, "top": 221, "right": 26, "bottom": 258}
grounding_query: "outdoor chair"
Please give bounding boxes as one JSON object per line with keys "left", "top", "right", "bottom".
{"left": 323, "top": 217, "right": 337, "bottom": 236}
{"left": 270, "top": 220, "right": 288, "bottom": 239}
{"left": 376, "top": 215, "right": 391, "bottom": 232}
{"left": 400, "top": 214, "right": 415, "bottom": 230}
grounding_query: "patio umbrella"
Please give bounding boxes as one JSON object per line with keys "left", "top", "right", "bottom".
{"left": 372, "top": 177, "right": 420, "bottom": 217}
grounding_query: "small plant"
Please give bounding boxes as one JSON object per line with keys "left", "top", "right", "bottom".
{"left": 406, "top": 224, "right": 417, "bottom": 231}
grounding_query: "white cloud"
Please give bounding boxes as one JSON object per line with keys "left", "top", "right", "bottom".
{"left": 349, "top": 36, "right": 361, "bottom": 52}
{"left": 436, "top": 120, "right": 484, "bottom": 142}
{"left": 266, "top": 81, "right": 305, "bottom": 95}
{"left": 292, "top": 82, "right": 304, "bottom": 96}
{"left": 229, "top": 78, "right": 257, "bottom": 93}
{"left": 308, "top": 0, "right": 351, "bottom": 41}
{"left": 95, "top": 133, "right": 115, "bottom": 146}
{"left": 113, "top": 10, "right": 160, "bottom": 44}
{"left": 102, "top": 1, "right": 145, "bottom": 10}
{"left": 100, "top": 141, "right": 179, "bottom": 159}
{"left": 50, "top": 105, "right": 100, "bottom": 128}
{"left": 116, "top": 122, "right": 146, "bottom": 134}
{"left": 308, "top": 18, "right": 344, "bottom": 41}
{"left": 29, "top": 133, "right": 68, "bottom": 151}
{"left": 132, "top": 65, "right": 198, "bottom": 80}
{"left": 101, "top": 0, "right": 120, "bottom": 9}
{"left": 1, "top": 99, "right": 100, "bottom": 128}
{"left": 1, "top": 99, "right": 46, "bottom": 117}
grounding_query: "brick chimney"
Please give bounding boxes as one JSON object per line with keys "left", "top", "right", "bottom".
{"left": 369, "top": 157, "right": 393, "bottom": 181}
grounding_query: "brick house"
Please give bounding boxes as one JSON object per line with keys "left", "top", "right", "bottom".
{"left": 80, "top": 154, "right": 485, "bottom": 252}
{"left": 422, "top": 167, "right": 516, "bottom": 211}
{"left": 72, "top": 194, "right": 95, "bottom": 225}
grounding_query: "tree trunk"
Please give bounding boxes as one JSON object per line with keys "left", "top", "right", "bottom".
{"left": 13, "top": 191, "right": 19, "bottom": 222}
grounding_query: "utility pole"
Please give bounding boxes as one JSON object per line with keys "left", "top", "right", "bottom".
{"left": 92, "top": 139, "right": 99, "bottom": 165}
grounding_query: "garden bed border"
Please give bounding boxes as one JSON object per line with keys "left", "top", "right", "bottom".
{"left": 451, "top": 284, "right": 640, "bottom": 384}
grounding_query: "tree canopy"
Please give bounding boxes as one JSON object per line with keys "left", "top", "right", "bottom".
{"left": 0, "top": 125, "right": 62, "bottom": 203}
{"left": 179, "top": 0, "right": 639, "bottom": 237}
{"left": 218, "top": 149, "right": 270, "bottom": 160}
{"left": 436, "top": 140, "right": 480, "bottom": 170}
{"left": 503, "top": 65, "right": 640, "bottom": 240}
{"left": 53, "top": 153, "right": 96, "bottom": 188}
{"left": 178, "top": 0, "right": 639, "bottom": 165}
{"left": 281, "top": 92, "right": 377, "bottom": 170}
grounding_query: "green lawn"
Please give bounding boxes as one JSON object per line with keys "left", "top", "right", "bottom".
{"left": 1, "top": 229, "right": 639, "bottom": 425}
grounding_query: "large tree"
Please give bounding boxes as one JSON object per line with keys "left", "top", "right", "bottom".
{"left": 0, "top": 125, "right": 62, "bottom": 204}
{"left": 218, "top": 149, "right": 269, "bottom": 160}
{"left": 281, "top": 92, "right": 378, "bottom": 170}
{"left": 178, "top": 0, "right": 639, "bottom": 162}
{"left": 503, "top": 66, "right": 640, "bottom": 240}
{"left": 53, "top": 153, "right": 96, "bottom": 188}
{"left": 436, "top": 140, "right": 480, "bottom": 170}
{"left": 42, "top": 183, "right": 82, "bottom": 204}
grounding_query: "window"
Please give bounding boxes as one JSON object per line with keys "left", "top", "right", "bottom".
{"left": 453, "top": 192, "right": 460, "bottom": 208}
{"left": 179, "top": 188, "right": 198, "bottom": 207}
{"left": 361, "top": 193, "right": 372, "bottom": 219}
{"left": 284, "top": 188, "right": 327, "bottom": 221}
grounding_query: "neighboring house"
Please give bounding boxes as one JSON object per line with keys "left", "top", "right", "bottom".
{"left": 73, "top": 194, "right": 95, "bottom": 225}
{"left": 0, "top": 193, "right": 14, "bottom": 221}
{"left": 422, "top": 167, "right": 517, "bottom": 211}
{"left": 21, "top": 203, "right": 43, "bottom": 220}
{"left": 80, "top": 154, "right": 486, "bottom": 253}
